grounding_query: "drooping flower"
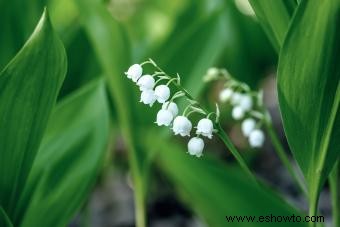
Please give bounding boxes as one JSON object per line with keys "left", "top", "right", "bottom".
{"left": 249, "top": 129, "right": 265, "bottom": 148}
{"left": 219, "top": 88, "right": 233, "bottom": 102}
{"left": 162, "top": 101, "right": 178, "bottom": 117}
{"left": 154, "top": 85, "right": 170, "bottom": 103}
{"left": 232, "top": 106, "right": 245, "bottom": 120}
{"left": 239, "top": 94, "right": 253, "bottom": 111}
{"left": 241, "top": 118, "right": 256, "bottom": 137}
{"left": 187, "top": 137, "right": 204, "bottom": 157}
{"left": 125, "top": 64, "right": 143, "bottom": 82}
{"left": 137, "top": 75, "right": 155, "bottom": 91}
{"left": 156, "top": 109, "right": 174, "bottom": 126}
{"left": 172, "top": 116, "right": 192, "bottom": 136}
{"left": 140, "top": 89, "right": 156, "bottom": 107}
{"left": 196, "top": 118, "right": 214, "bottom": 139}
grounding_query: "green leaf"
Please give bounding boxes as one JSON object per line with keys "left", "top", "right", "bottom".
{"left": 154, "top": 2, "right": 229, "bottom": 97}
{"left": 15, "top": 79, "right": 110, "bottom": 227}
{"left": 249, "top": 0, "right": 297, "bottom": 51}
{"left": 149, "top": 134, "right": 307, "bottom": 227}
{"left": 0, "top": 207, "right": 13, "bottom": 227}
{"left": 0, "top": 0, "right": 47, "bottom": 69}
{"left": 277, "top": 0, "right": 340, "bottom": 212}
{"left": 74, "top": 1, "right": 149, "bottom": 226}
{"left": 0, "top": 9, "right": 67, "bottom": 214}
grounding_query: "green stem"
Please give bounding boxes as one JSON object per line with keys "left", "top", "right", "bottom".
{"left": 330, "top": 161, "right": 339, "bottom": 227}
{"left": 264, "top": 120, "right": 308, "bottom": 196}
{"left": 216, "top": 123, "right": 259, "bottom": 186}
{"left": 135, "top": 183, "right": 146, "bottom": 227}
{"left": 308, "top": 185, "right": 319, "bottom": 227}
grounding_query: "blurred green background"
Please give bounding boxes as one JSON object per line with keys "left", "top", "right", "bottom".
{"left": 3, "top": 0, "right": 334, "bottom": 226}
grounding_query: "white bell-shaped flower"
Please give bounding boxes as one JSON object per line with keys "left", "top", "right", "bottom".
{"left": 187, "top": 137, "right": 204, "bottom": 157}
{"left": 232, "top": 106, "right": 245, "bottom": 120}
{"left": 125, "top": 64, "right": 143, "bottom": 82}
{"left": 154, "top": 85, "right": 170, "bottom": 103}
{"left": 239, "top": 95, "right": 253, "bottom": 111}
{"left": 231, "top": 92, "right": 243, "bottom": 105}
{"left": 249, "top": 129, "right": 265, "bottom": 148}
{"left": 137, "top": 75, "right": 155, "bottom": 91}
{"left": 172, "top": 116, "right": 192, "bottom": 136}
{"left": 241, "top": 118, "right": 256, "bottom": 137}
{"left": 219, "top": 88, "right": 233, "bottom": 102}
{"left": 196, "top": 118, "right": 214, "bottom": 139}
{"left": 162, "top": 101, "right": 178, "bottom": 117}
{"left": 140, "top": 89, "right": 156, "bottom": 107}
{"left": 156, "top": 109, "right": 173, "bottom": 126}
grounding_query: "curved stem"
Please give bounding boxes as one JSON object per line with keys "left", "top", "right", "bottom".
{"left": 264, "top": 120, "right": 308, "bottom": 197}
{"left": 216, "top": 123, "right": 259, "bottom": 186}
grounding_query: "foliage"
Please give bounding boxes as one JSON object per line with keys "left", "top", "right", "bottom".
{"left": 0, "top": 0, "right": 339, "bottom": 227}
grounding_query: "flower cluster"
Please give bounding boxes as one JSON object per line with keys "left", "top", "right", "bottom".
{"left": 125, "top": 60, "right": 218, "bottom": 157}
{"left": 204, "top": 67, "right": 265, "bottom": 148}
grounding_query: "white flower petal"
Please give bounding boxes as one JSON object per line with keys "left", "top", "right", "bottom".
{"left": 249, "top": 129, "right": 265, "bottom": 148}
{"left": 162, "top": 102, "right": 178, "bottom": 117}
{"left": 173, "top": 116, "right": 192, "bottom": 137}
{"left": 241, "top": 118, "right": 256, "bottom": 137}
{"left": 154, "top": 85, "right": 170, "bottom": 103}
{"left": 188, "top": 137, "right": 204, "bottom": 157}
{"left": 239, "top": 95, "right": 253, "bottom": 111}
{"left": 231, "top": 92, "right": 243, "bottom": 105}
{"left": 219, "top": 88, "right": 233, "bottom": 102}
{"left": 125, "top": 64, "right": 142, "bottom": 81}
{"left": 196, "top": 118, "right": 214, "bottom": 139}
{"left": 232, "top": 106, "right": 245, "bottom": 120}
{"left": 140, "top": 89, "right": 156, "bottom": 106}
{"left": 137, "top": 75, "right": 155, "bottom": 91}
{"left": 156, "top": 109, "right": 173, "bottom": 126}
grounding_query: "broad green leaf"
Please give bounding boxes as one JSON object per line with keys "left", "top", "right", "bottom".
{"left": 148, "top": 134, "right": 307, "bottom": 227}
{"left": 15, "top": 80, "right": 110, "bottom": 227}
{"left": 249, "top": 0, "right": 297, "bottom": 51}
{"left": 0, "top": 0, "right": 47, "bottom": 69}
{"left": 74, "top": 0, "right": 149, "bottom": 225}
{"left": 155, "top": 2, "right": 229, "bottom": 97}
{"left": 0, "top": 207, "right": 13, "bottom": 227}
{"left": 0, "top": 9, "right": 67, "bottom": 214}
{"left": 277, "top": 0, "right": 340, "bottom": 210}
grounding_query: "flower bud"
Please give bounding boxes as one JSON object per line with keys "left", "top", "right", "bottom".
{"left": 241, "top": 118, "right": 256, "bottom": 137}
{"left": 162, "top": 101, "right": 178, "bottom": 117}
{"left": 125, "top": 64, "right": 142, "bottom": 82}
{"left": 219, "top": 88, "right": 233, "bottom": 102}
{"left": 203, "top": 67, "right": 219, "bottom": 82}
{"left": 239, "top": 95, "right": 253, "bottom": 111}
{"left": 156, "top": 109, "right": 173, "bottom": 126}
{"left": 232, "top": 106, "right": 245, "bottom": 120}
{"left": 140, "top": 89, "right": 156, "bottom": 107}
{"left": 154, "top": 85, "right": 170, "bottom": 103}
{"left": 196, "top": 118, "right": 214, "bottom": 139}
{"left": 231, "top": 92, "right": 243, "bottom": 105}
{"left": 137, "top": 75, "right": 155, "bottom": 91}
{"left": 172, "top": 116, "right": 192, "bottom": 136}
{"left": 187, "top": 137, "right": 204, "bottom": 157}
{"left": 249, "top": 129, "right": 265, "bottom": 148}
